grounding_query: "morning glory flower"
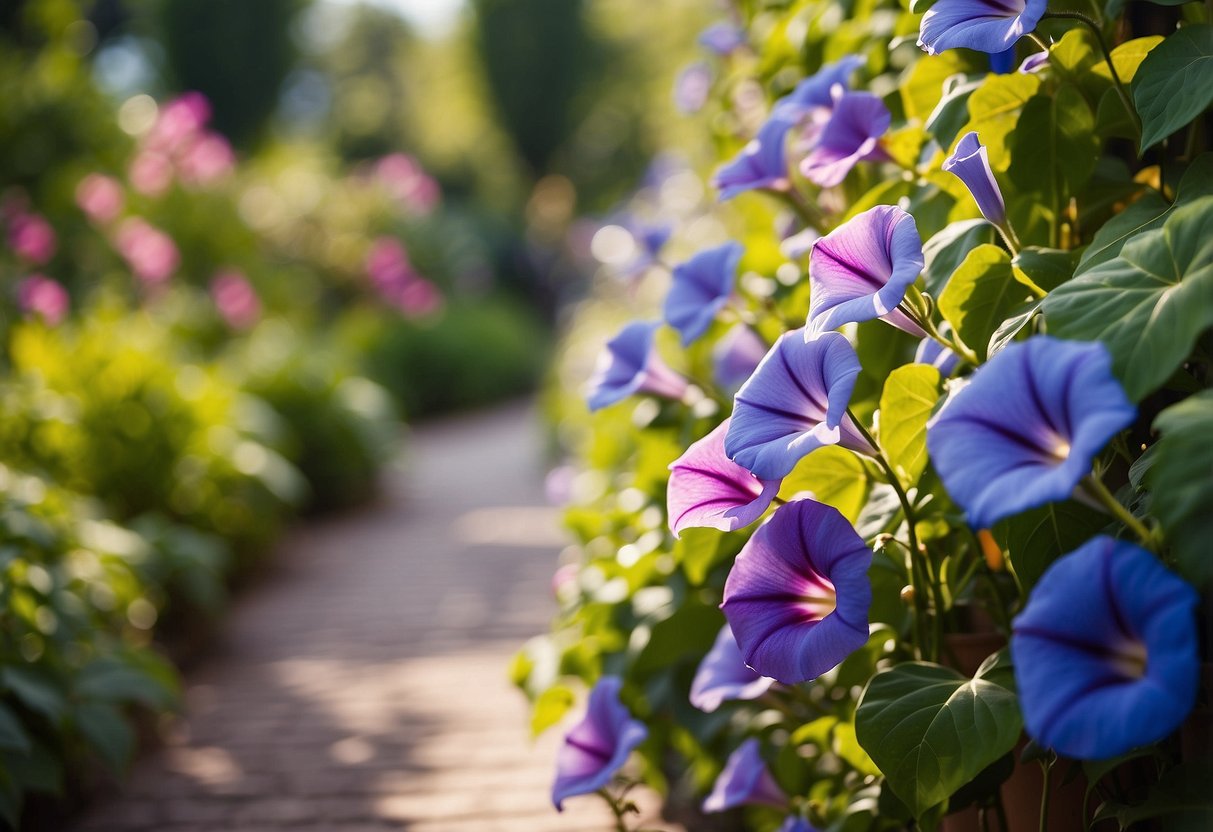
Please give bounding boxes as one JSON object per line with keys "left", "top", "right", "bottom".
{"left": 690, "top": 625, "right": 777, "bottom": 713}
{"left": 1012, "top": 537, "right": 1199, "bottom": 760}
{"left": 585, "top": 321, "right": 689, "bottom": 412}
{"left": 722, "top": 499, "right": 873, "bottom": 684}
{"left": 942, "top": 132, "right": 1007, "bottom": 228}
{"left": 918, "top": 0, "right": 1048, "bottom": 56}
{"left": 664, "top": 241, "right": 743, "bottom": 346}
{"left": 914, "top": 335, "right": 961, "bottom": 377}
{"left": 726, "top": 330, "right": 873, "bottom": 480}
{"left": 675, "top": 62, "right": 713, "bottom": 114}
{"left": 668, "top": 418, "right": 781, "bottom": 538}
{"left": 703, "top": 739, "right": 787, "bottom": 812}
{"left": 990, "top": 46, "right": 1017, "bottom": 74}
{"left": 800, "top": 88, "right": 890, "bottom": 188}
{"left": 698, "top": 22, "right": 745, "bottom": 55}
{"left": 926, "top": 337, "right": 1136, "bottom": 529}
{"left": 806, "top": 205, "right": 926, "bottom": 338}
{"left": 714, "top": 117, "right": 793, "bottom": 200}
{"left": 552, "top": 676, "right": 649, "bottom": 810}
{"left": 779, "top": 817, "right": 820, "bottom": 832}
{"left": 713, "top": 324, "right": 768, "bottom": 394}
{"left": 770, "top": 55, "right": 866, "bottom": 123}
{"left": 1019, "top": 51, "right": 1050, "bottom": 73}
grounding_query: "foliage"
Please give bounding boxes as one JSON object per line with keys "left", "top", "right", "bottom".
{"left": 525, "top": 1, "right": 1213, "bottom": 830}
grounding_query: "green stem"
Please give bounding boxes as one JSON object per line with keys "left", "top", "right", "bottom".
{"left": 919, "top": 313, "right": 982, "bottom": 367}
{"left": 772, "top": 187, "right": 826, "bottom": 230}
{"left": 1043, "top": 12, "right": 1141, "bottom": 143}
{"left": 1080, "top": 474, "right": 1154, "bottom": 548}
{"left": 1038, "top": 756, "right": 1055, "bottom": 832}
{"left": 1028, "top": 32, "right": 1051, "bottom": 53}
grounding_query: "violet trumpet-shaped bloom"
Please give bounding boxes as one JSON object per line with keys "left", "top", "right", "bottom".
{"left": 1012, "top": 537, "right": 1199, "bottom": 759}
{"left": 806, "top": 205, "right": 926, "bottom": 338}
{"left": 926, "top": 337, "right": 1136, "bottom": 529}
{"left": 552, "top": 676, "right": 648, "bottom": 810}
{"left": 664, "top": 241, "right": 743, "bottom": 345}
{"left": 800, "top": 88, "right": 890, "bottom": 188}
{"left": 703, "top": 739, "right": 787, "bottom": 812}
{"left": 690, "top": 625, "right": 776, "bottom": 712}
{"left": 726, "top": 330, "right": 873, "bottom": 480}
{"left": 698, "top": 22, "right": 745, "bottom": 55}
{"left": 722, "top": 499, "right": 872, "bottom": 684}
{"left": 914, "top": 336, "right": 961, "bottom": 377}
{"left": 668, "top": 419, "right": 780, "bottom": 538}
{"left": 770, "top": 56, "right": 866, "bottom": 123}
{"left": 943, "top": 132, "right": 1006, "bottom": 228}
{"left": 714, "top": 117, "right": 793, "bottom": 200}
{"left": 713, "top": 324, "right": 768, "bottom": 394}
{"left": 990, "top": 46, "right": 1017, "bottom": 74}
{"left": 1019, "top": 51, "right": 1050, "bottom": 73}
{"left": 918, "top": 0, "right": 1048, "bottom": 56}
{"left": 585, "top": 321, "right": 688, "bottom": 412}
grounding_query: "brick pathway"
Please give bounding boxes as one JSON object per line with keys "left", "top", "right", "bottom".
{"left": 72, "top": 403, "right": 677, "bottom": 832}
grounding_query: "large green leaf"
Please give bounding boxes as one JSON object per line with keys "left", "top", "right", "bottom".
{"left": 530, "top": 684, "right": 575, "bottom": 738}
{"left": 1133, "top": 24, "right": 1213, "bottom": 150}
{"left": 0, "top": 704, "right": 30, "bottom": 754}
{"left": 1012, "top": 247, "right": 1081, "bottom": 295}
{"left": 957, "top": 73, "right": 1042, "bottom": 171}
{"left": 939, "top": 244, "right": 1029, "bottom": 360}
{"left": 997, "top": 500, "right": 1109, "bottom": 592}
{"left": 922, "top": 219, "right": 995, "bottom": 296}
{"left": 878, "top": 365, "right": 941, "bottom": 489}
{"left": 1042, "top": 197, "right": 1213, "bottom": 401}
{"left": 1077, "top": 153, "right": 1213, "bottom": 273}
{"left": 1007, "top": 86, "right": 1099, "bottom": 213}
{"left": 1145, "top": 390, "right": 1213, "bottom": 587}
{"left": 855, "top": 655, "right": 1022, "bottom": 818}
{"left": 74, "top": 702, "right": 134, "bottom": 775}
{"left": 780, "top": 445, "right": 870, "bottom": 522}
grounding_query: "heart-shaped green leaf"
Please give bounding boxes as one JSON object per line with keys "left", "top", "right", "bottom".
{"left": 878, "top": 364, "right": 941, "bottom": 489}
{"left": 1145, "top": 390, "right": 1213, "bottom": 588}
{"left": 1133, "top": 24, "right": 1213, "bottom": 150}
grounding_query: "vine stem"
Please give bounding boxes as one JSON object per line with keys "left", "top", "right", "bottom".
{"left": 1038, "top": 755, "right": 1056, "bottom": 832}
{"left": 1080, "top": 475, "right": 1155, "bottom": 548}
{"left": 846, "top": 409, "right": 937, "bottom": 660}
{"left": 1042, "top": 12, "right": 1142, "bottom": 143}
{"left": 598, "top": 787, "right": 632, "bottom": 832}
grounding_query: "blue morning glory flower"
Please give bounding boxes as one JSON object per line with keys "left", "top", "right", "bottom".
{"left": 914, "top": 335, "right": 961, "bottom": 377}
{"left": 806, "top": 205, "right": 926, "bottom": 338}
{"left": 990, "top": 46, "right": 1017, "bottom": 74}
{"left": 942, "top": 132, "right": 1007, "bottom": 228}
{"left": 778, "top": 817, "right": 820, "bottom": 832}
{"left": 713, "top": 324, "right": 769, "bottom": 394}
{"left": 552, "top": 676, "right": 649, "bottom": 810}
{"left": 722, "top": 499, "right": 872, "bottom": 684}
{"left": 703, "top": 738, "right": 788, "bottom": 812}
{"left": 926, "top": 337, "right": 1136, "bottom": 529}
{"left": 1019, "top": 50, "right": 1049, "bottom": 73}
{"left": 800, "top": 88, "right": 891, "bottom": 188}
{"left": 726, "top": 330, "right": 874, "bottom": 480}
{"left": 690, "top": 624, "right": 776, "bottom": 712}
{"left": 1012, "top": 537, "right": 1199, "bottom": 759}
{"left": 714, "top": 117, "right": 793, "bottom": 200}
{"left": 770, "top": 55, "right": 866, "bottom": 122}
{"left": 918, "top": 0, "right": 1048, "bottom": 56}
{"left": 668, "top": 418, "right": 780, "bottom": 538}
{"left": 664, "top": 241, "right": 744, "bottom": 346}
{"left": 585, "top": 320, "right": 688, "bottom": 412}
{"left": 698, "top": 22, "right": 746, "bottom": 55}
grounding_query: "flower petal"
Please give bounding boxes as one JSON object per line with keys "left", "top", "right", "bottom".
{"left": 918, "top": 0, "right": 1047, "bottom": 56}
{"left": 668, "top": 418, "right": 781, "bottom": 537}
{"left": 800, "top": 89, "right": 890, "bottom": 187}
{"left": 690, "top": 625, "right": 777, "bottom": 712}
{"left": 552, "top": 677, "right": 649, "bottom": 810}
{"left": 714, "top": 117, "right": 793, "bottom": 200}
{"left": 664, "top": 241, "right": 743, "bottom": 345}
{"left": 703, "top": 739, "right": 787, "bottom": 812}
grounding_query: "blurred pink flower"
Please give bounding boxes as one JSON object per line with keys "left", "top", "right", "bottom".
{"left": 76, "top": 174, "right": 125, "bottom": 224}
{"left": 17, "top": 274, "right": 69, "bottom": 325}
{"left": 147, "top": 92, "right": 211, "bottom": 151}
{"left": 375, "top": 153, "right": 441, "bottom": 215}
{"left": 115, "top": 218, "right": 180, "bottom": 285}
{"left": 397, "top": 278, "right": 443, "bottom": 318}
{"left": 551, "top": 563, "right": 579, "bottom": 598}
{"left": 178, "top": 133, "right": 235, "bottom": 186}
{"left": 8, "top": 212, "right": 56, "bottom": 264}
{"left": 129, "top": 151, "right": 174, "bottom": 196}
{"left": 210, "top": 269, "right": 261, "bottom": 329}
{"left": 365, "top": 237, "right": 415, "bottom": 290}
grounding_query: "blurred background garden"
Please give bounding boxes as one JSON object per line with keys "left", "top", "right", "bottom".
{"left": 0, "top": 0, "right": 724, "bottom": 827}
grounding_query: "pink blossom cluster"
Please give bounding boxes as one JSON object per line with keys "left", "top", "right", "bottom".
{"left": 16, "top": 274, "right": 69, "bottom": 326}
{"left": 374, "top": 154, "right": 441, "bottom": 216}
{"left": 364, "top": 236, "right": 443, "bottom": 318}
{"left": 115, "top": 217, "right": 180, "bottom": 285}
{"left": 209, "top": 269, "right": 262, "bottom": 330}
{"left": 130, "top": 93, "right": 234, "bottom": 196}
{"left": 3, "top": 193, "right": 57, "bottom": 265}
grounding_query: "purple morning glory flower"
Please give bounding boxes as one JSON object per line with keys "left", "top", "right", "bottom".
{"left": 1019, "top": 50, "right": 1050, "bottom": 73}
{"left": 779, "top": 817, "right": 820, "bottom": 832}
{"left": 918, "top": 0, "right": 1048, "bottom": 56}
{"left": 800, "top": 88, "right": 890, "bottom": 188}
{"left": 690, "top": 625, "right": 776, "bottom": 712}
{"left": 926, "top": 337, "right": 1136, "bottom": 529}
{"left": 990, "top": 46, "right": 1017, "bottom": 74}
{"left": 668, "top": 418, "right": 780, "bottom": 538}
{"left": 770, "top": 55, "right": 866, "bottom": 123}
{"left": 1012, "top": 537, "right": 1199, "bottom": 760}
{"left": 698, "top": 22, "right": 745, "bottom": 55}
{"left": 806, "top": 205, "right": 926, "bottom": 338}
{"left": 713, "top": 324, "right": 769, "bottom": 394}
{"left": 722, "top": 499, "right": 873, "bottom": 684}
{"left": 703, "top": 739, "right": 787, "bottom": 812}
{"left": 714, "top": 117, "right": 793, "bottom": 200}
{"left": 915, "top": 336, "right": 961, "bottom": 377}
{"left": 664, "top": 241, "right": 743, "bottom": 346}
{"left": 552, "top": 676, "right": 649, "bottom": 810}
{"left": 943, "top": 132, "right": 1007, "bottom": 228}
{"left": 674, "top": 62, "right": 713, "bottom": 114}
{"left": 726, "top": 330, "right": 874, "bottom": 480}
{"left": 585, "top": 320, "right": 689, "bottom": 412}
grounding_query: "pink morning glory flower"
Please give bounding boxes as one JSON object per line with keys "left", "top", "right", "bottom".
{"left": 722, "top": 499, "right": 872, "bottom": 684}
{"left": 667, "top": 418, "right": 780, "bottom": 538}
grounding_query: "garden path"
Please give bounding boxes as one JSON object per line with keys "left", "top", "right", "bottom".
{"left": 72, "top": 402, "right": 678, "bottom": 832}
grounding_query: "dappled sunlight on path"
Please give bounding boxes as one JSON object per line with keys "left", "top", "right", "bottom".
{"left": 71, "top": 403, "right": 679, "bottom": 832}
